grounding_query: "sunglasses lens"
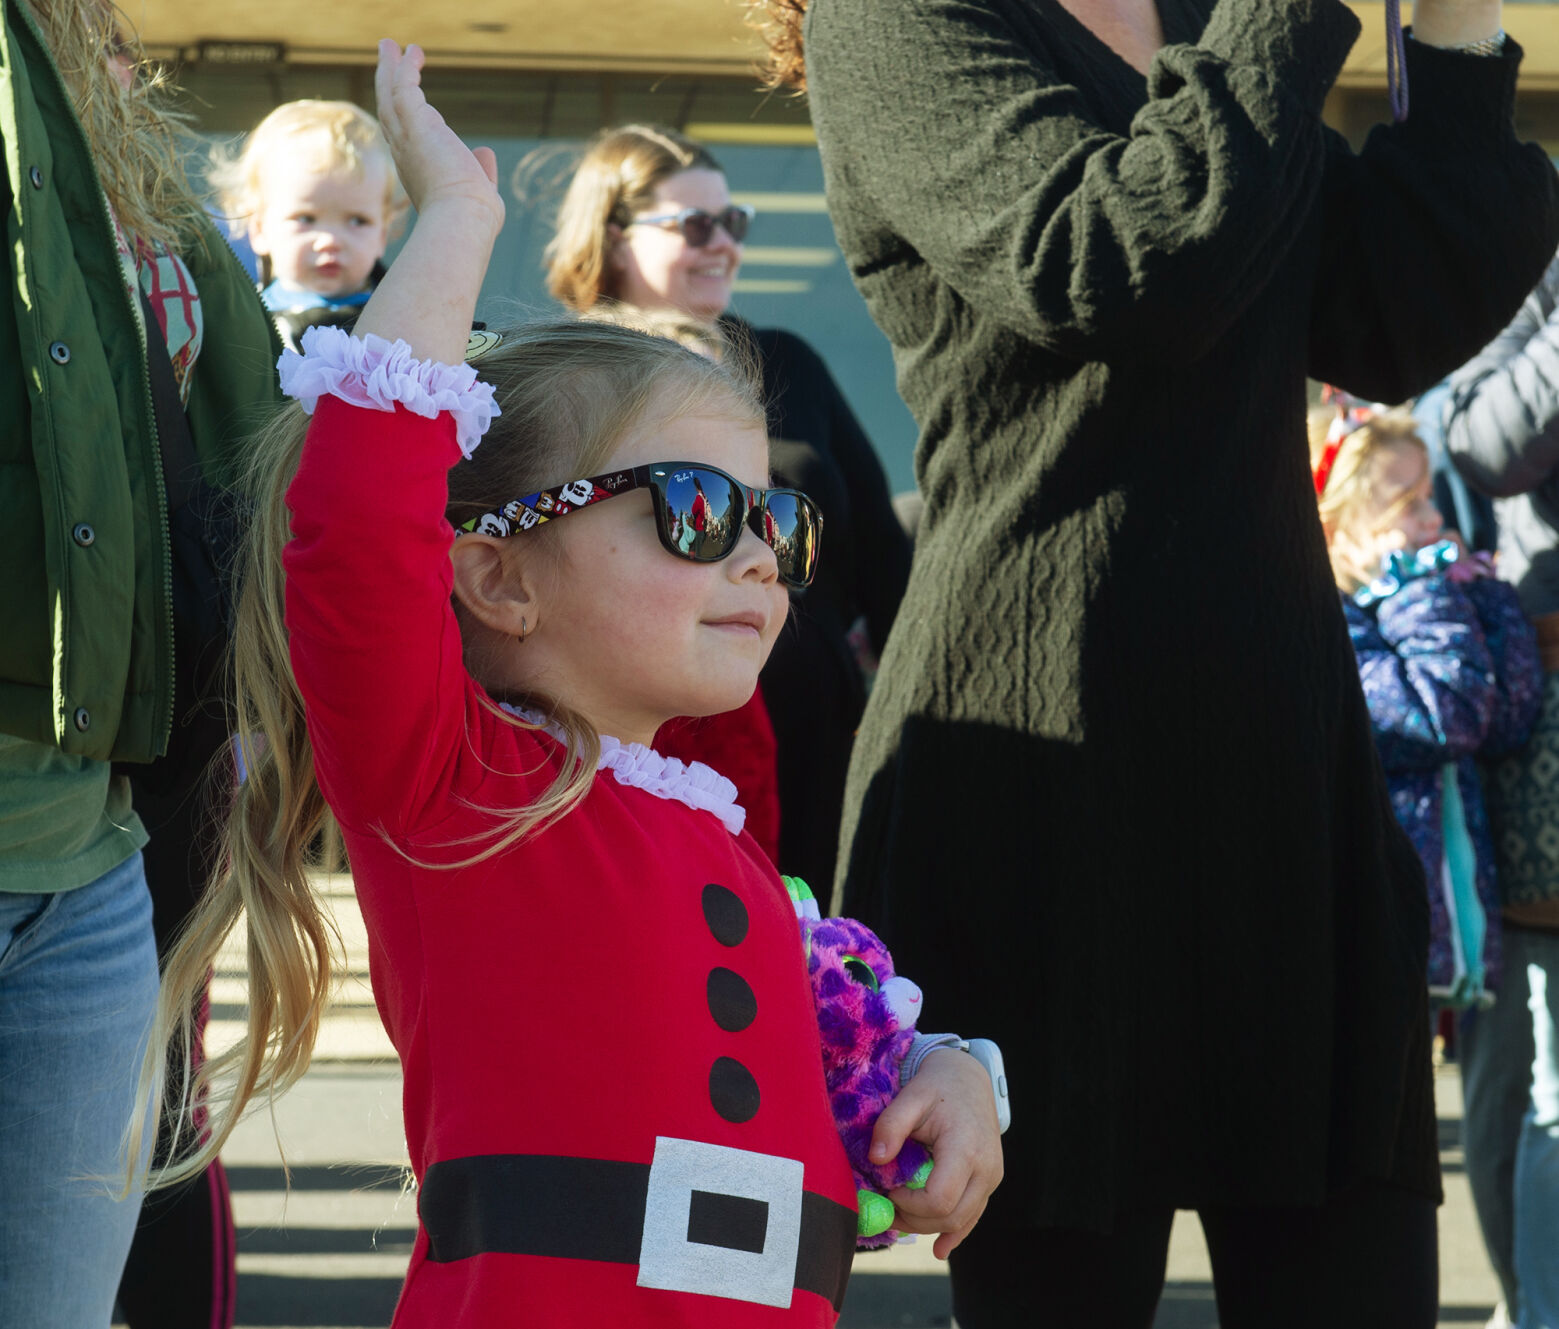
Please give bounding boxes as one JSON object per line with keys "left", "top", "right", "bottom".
{"left": 761, "top": 491, "right": 821, "bottom": 587}
{"left": 658, "top": 467, "right": 742, "bottom": 561}
{"left": 681, "top": 213, "right": 715, "bottom": 247}
{"left": 721, "top": 207, "right": 751, "bottom": 243}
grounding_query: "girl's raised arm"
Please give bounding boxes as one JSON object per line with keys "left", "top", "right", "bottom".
{"left": 279, "top": 42, "right": 506, "bottom": 836}
{"left": 354, "top": 40, "right": 505, "bottom": 359}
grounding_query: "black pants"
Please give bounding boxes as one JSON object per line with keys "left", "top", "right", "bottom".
{"left": 947, "top": 1181, "right": 1438, "bottom": 1329}
{"left": 117, "top": 720, "right": 238, "bottom": 1329}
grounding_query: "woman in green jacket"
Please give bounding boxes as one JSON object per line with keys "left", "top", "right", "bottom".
{"left": 0, "top": 3, "right": 278, "bottom": 1324}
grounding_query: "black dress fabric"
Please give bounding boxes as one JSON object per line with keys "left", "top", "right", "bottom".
{"left": 732, "top": 322, "right": 911, "bottom": 893}
{"left": 804, "top": 0, "right": 1559, "bottom": 1229}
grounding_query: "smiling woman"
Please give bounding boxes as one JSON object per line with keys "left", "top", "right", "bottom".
{"left": 545, "top": 124, "right": 913, "bottom": 890}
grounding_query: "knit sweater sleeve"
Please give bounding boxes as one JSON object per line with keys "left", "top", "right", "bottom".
{"left": 804, "top": 0, "right": 1358, "bottom": 364}
{"left": 283, "top": 397, "right": 487, "bottom": 837}
{"left": 1307, "top": 43, "right": 1559, "bottom": 404}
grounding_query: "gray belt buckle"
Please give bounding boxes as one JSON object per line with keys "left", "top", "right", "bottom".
{"left": 637, "top": 1136, "right": 805, "bottom": 1309}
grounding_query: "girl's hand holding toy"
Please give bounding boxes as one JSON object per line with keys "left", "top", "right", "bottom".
{"left": 871, "top": 1047, "right": 1005, "bottom": 1258}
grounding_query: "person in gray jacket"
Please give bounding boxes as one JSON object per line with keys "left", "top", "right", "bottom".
{"left": 1444, "top": 252, "right": 1559, "bottom": 1329}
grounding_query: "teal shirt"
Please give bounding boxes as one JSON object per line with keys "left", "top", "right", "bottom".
{"left": 0, "top": 736, "right": 145, "bottom": 892}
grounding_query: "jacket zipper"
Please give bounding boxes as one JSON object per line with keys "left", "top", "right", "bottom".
{"left": 96, "top": 184, "right": 177, "bottom": 760}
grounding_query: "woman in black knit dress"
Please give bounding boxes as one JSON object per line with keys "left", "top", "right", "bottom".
{"left": 758, "top": 0, "right": 1559, "bottom": 1322}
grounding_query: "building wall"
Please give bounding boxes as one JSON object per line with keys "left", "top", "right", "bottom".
{"left": 183, "top": 56, "right": 1559, "bottom": 497}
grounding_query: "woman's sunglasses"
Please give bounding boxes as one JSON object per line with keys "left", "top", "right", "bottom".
{"left": 457, "top": 461, "right": 823, "bottom": 588}
{"left": 626, "top": 204, "right": 755, "bottom": 247}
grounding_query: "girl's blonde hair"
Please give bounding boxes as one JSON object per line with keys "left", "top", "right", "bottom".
{"left": 1311, "top": 406, "right": 1428, "bottom": 592}
{"left": 26, "top": 0, "right": 207, "bottom": 251}
{"left": 133, "top": 320, "right": 766, "bottom": 1190}
{"left": 209, "top": 100, "right": 409, "bottom": 237}
{"left": 544, "top": 125, "right": 723, "bottom": 313}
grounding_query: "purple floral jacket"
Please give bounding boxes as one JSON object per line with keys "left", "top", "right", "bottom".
{"left": 1344, "top": 566, "right": 1541, "bottom": 996}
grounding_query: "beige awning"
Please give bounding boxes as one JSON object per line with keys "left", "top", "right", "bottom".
{"left": 128, "top": 2, "right": 1559, "bottom": 86}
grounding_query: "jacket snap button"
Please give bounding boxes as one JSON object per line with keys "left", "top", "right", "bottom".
{"left": 48, "top": 341, "right": 71, "bottom": 365}
{"left": 73, "top": 707, "right": 91, "bottom": 732}
{"left": 72, "top": 523, "right": 95, "bottom": 547}
{"left": 28, "top": 165, "right": 43, "bottom": 189}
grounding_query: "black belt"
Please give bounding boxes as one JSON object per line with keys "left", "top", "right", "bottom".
{"left": 420, "top": 1150, "right": 856, "bottom": 1311}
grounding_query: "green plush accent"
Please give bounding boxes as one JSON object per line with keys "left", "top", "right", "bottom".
{"left": 907, "top": 1158, "right": 934, "bottom": 1190}
{"left": 856, "top": 1189, "right": 895, "bottom": 1238}
{"left": 782, "top": 875, "right": 815, "bottom": 906}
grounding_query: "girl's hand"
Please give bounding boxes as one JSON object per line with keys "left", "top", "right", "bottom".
{"left": 871, "top": 1049, "right": 1004, "bottom": 1259}
{"left": 354, "top": 41, "right": 503, "bottom": 364}
{"left": 374, "top": 41, "right": 504, "bottom": 240}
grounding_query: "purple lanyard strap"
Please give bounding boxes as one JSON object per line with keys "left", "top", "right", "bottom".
{"left": 1386, "top": 0, "right": 1410, "bottom": 121}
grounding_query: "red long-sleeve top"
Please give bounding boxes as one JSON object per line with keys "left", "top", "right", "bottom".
{"left": 283, "top": 396, "right": 857, "bottom": 1326}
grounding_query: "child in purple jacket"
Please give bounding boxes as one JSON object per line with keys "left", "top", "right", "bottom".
{"left": 1313, "top": 404, "right": 1542, "bottom": 1008}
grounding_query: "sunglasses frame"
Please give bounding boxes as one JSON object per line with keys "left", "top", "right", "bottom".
{"left": 625, "top": 204, "right": 755, "bottom": 247}
{"left": 456, "top": 460, "right": 823, "bottom": 588}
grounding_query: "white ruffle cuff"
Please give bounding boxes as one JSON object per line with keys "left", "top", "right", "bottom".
{"left": 499, "top": 704, "right": 747, "bottom": 836}
{"left": 278, "top": 325, "right": 500, "bottom": 458}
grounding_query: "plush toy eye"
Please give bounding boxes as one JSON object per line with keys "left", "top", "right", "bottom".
{"left": 841, "top": 955, "right": 880, "bottom": 992}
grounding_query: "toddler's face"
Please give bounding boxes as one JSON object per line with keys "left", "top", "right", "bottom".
{"left": 249, "top": 156, "right": 390, "bottom": 297}
{"left": 1345, "top": 441, "right": 1444, "bottom": 562}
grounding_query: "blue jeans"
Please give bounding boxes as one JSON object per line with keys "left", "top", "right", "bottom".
{"left": 0, "top": 855, "right": 160, "bottom": 1327}
{"left": 1461, "top": 926, "right": 1559, "bottom": 1329}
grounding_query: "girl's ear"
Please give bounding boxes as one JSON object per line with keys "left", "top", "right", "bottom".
{"left": 450, "top": 535, "right": 539, "bottom": 638}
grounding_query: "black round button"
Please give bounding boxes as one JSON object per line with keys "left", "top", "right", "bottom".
{"left": 706, "top": 967, "right": 758, "bottom": 1033}
{"left": 72, "top": 523, "right": 95, "bottom": 547}
{"left": 48, "top": 341, "right": 70, "bottom": 365}
{"left": 701, "top": 883, "right": 749, "bottom": 947}
{"left": 709, "top": 1057, "right": 760, "bottom": 1123}
{"left": 73, "top": 707, "right": 91, "bottom": 732}
{"left": 28, "top": 165, "right": 43, "bottom": 190}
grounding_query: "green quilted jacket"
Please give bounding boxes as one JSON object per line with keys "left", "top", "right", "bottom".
{"left": 0, "top": 0, "right": 280, "bottom": 764}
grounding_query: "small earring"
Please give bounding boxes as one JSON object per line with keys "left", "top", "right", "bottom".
{"left": 519, "top": 617, "right": 528, "bottom": 642}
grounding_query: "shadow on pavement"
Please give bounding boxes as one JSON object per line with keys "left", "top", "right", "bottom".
{"left": 235, "top": 1274, "right": 403, "bottom": 1327}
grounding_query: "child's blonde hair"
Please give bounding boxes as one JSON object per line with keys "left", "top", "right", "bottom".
{"left": 1311, "top": 405, "right": 1429, "bottom": 592}
{"left": 132, "top": 320, "right": 766, "bottom": 1190}
{"left": 209, "top": 100, "right": 408, "bottom": 238}
{"left": 26, "top": 0, "right": 207, "bottom": 252}
{"left": 544, "top": 125, "right": 723, "bottom": 313}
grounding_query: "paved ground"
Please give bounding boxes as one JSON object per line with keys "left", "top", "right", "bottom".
{"left": 138, "top": 875, "right": 1502, "bottom": 1328}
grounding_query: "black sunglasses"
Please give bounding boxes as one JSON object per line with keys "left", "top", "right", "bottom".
{"left": 626, "top": 204, "right": 755, "bottom": 247}
{"left": 457, "top": 461, "right": 823, "bottom": 588}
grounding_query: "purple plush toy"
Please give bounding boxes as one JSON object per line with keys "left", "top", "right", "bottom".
{"left": 786, "top": 878, "right": 934, "bottom": 1248}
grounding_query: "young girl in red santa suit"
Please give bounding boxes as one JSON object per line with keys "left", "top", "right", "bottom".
{"left": 133, "top": 41, "right": 1003, "bottom": 1328}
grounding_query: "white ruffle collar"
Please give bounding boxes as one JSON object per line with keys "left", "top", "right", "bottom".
{"left": 498, "top": 704, "right": 746, "bottom": 836}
